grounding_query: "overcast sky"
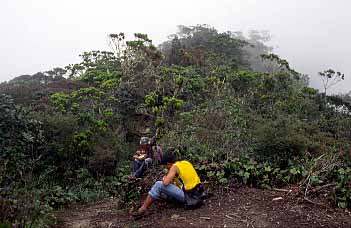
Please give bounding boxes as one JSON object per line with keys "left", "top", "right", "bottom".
{"left": 1, "top": 0, "right": 350, "bottom": 94}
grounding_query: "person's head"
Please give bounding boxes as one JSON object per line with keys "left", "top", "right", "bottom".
{"left": 139, "top": 148, "right": 147, "bottom": 154}
{"left": 160, "top": 150, "right": 177, "bottom": 169}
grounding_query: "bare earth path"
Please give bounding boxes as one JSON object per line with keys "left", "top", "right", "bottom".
{"left": 55, "top": 187, "right": 351, "bottom": 228}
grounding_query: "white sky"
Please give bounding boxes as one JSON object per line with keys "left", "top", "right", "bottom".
{"left": 1, "top": 0, "right": 350, "bottom": 93}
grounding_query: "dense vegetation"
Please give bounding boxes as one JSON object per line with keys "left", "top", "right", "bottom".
{"left": 1, "top": 25, "right": 350, "bottom": 227}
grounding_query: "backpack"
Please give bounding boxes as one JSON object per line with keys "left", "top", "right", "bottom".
{"left": 184, "top": 184, "right": 206, "bottom": 208}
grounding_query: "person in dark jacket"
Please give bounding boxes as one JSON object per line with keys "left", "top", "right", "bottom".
{"left": 128, "top": 135, "right": 161, "bottom": 179}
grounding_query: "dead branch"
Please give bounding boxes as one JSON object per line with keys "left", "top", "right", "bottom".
{"left": 272, "top": 188, "right": 292, "bottom": 193}
{"left": 311, "top": 183, "right": 336, "bottom": 193}
{"left": 303, "top": 197, "right": 329, "bottom": 208}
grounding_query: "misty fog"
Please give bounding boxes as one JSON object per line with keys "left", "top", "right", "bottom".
{"left": 1, "top": 0, "right": 350, "bottom": 94}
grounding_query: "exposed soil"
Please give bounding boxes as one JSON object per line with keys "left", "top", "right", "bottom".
{"left": 54, "top": 187, "right": 351, "bottom": 228}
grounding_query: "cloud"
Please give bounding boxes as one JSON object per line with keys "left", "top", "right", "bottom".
{"left": 1, "top": 0, "right": 350, "bottom": 93}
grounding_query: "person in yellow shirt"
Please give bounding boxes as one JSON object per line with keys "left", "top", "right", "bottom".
{"left": 134, "top": 151, "right": 204, "bottom": 217}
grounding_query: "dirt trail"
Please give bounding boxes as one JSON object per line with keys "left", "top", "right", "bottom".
{"left": 55, "top": 187, "right": 351, "bottom": 228}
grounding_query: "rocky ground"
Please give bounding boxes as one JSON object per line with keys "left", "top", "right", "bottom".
{"left": 55, "top": 187, "right": 351, "bottom": 228}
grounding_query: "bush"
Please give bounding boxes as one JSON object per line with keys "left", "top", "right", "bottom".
{"left": 251, "top": 116, "right": 309, "bottom": 167}
{"left": 333, "top": 167, "right": 351, "bottom": 208}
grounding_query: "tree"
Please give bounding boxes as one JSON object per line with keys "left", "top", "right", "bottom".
{"left": 0, "top": 94, "right": 44, "bottom": 186}
{"left": 44, "top": 67, "right": 67, "bottom": 81}
{"left": 159, "top": 24, "right": 249, "bottom": 72}
{"left": 319, "top": 69, "right": 345, "bottom": 96}
{"left": 65, "top": 51, "right": 121, "bottom": 81}
{"left": 260, "top": 53, "right": 298, "bottom": 76}
{"left": 168, "top": 36, "right": 183, "bottom": 65}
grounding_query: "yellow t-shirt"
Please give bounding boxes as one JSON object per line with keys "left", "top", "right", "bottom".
{"left": 173, "top": 160, "right": 201, "bottom": 191}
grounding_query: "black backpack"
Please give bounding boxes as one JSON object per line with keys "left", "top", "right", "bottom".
{"left": 184, "top": 184, "right": 206, "bottom": 208}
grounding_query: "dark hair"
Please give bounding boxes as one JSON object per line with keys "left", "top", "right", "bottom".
{"left": 160, "top": 151, "right": 177, "bottom": 165}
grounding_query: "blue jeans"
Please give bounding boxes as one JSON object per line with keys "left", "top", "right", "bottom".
{"left": 133, "top": 158, "right": 152, "bottom": 178}
{"left": 148, "top": 181, "right": 185, "bottom": 203}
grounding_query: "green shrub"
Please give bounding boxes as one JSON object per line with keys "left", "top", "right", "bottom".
{"left": 333, "top": 167, "right": 351, "bottom": 208}
{"left": 251, "top": 116, "right": 309, "bottom": 167}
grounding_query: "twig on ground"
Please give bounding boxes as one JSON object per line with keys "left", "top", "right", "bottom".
{"left": 225, "top": 213, "right": 241, "bottom": 219}
{"left": 303, "top": 197, "right": 328, "bottom": 208}
{"left": 200, "top": 216, "right": 211, "bottom": 220}
{"left": 304, "top": 177, "right": 311, "bottom": 198}
{"left": 311, "top": 183, "right": 336, "bottom": 193}
{"left": 272, "top": 188, "right": 292, "bottom": 193}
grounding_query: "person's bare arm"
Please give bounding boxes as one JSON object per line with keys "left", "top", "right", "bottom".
{"left": 162, "top": 165, "right": 179, "bottom": 186}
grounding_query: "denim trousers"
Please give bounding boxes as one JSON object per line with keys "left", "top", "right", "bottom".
{"left": 148, "top": 181, "right": 185, "bottom": 203}
{"left": 133, "top": 158, "right": 152, "bottom": 178}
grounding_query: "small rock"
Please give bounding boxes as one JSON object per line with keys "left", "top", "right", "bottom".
{"left": 272, "top": 197, "right": 283, "bottom": 201}
{"left": 171, "top": 214, "right": 180, "bottom": 220}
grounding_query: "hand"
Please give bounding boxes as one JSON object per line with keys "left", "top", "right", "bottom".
{"left": 137, "top": 154, "right": 146, "bottom": 160}
{"left": 162, "top": 165, "right": 178, "bottom": 186}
